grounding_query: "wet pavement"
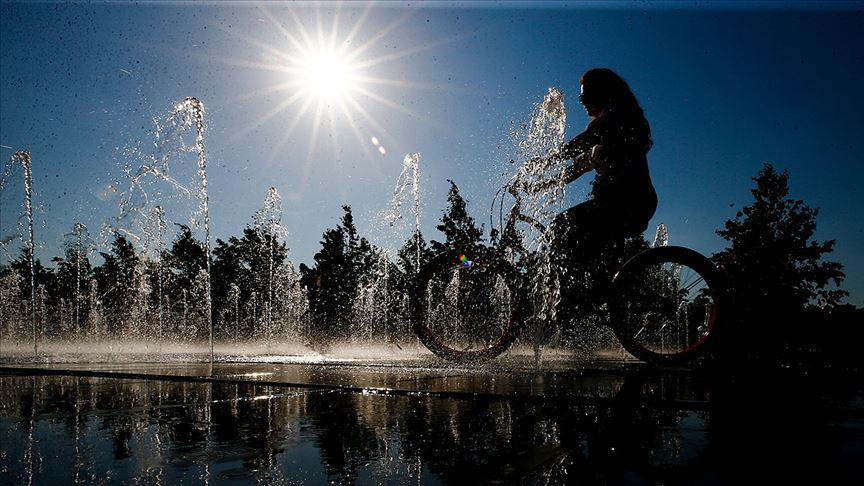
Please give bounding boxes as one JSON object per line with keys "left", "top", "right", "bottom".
{"left": 0, "top": 352, "right": 862, "bottom": 484}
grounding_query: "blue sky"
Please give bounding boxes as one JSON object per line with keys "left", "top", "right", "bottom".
{"left": 1, "top": 1, "right": 862, "bottom": 305}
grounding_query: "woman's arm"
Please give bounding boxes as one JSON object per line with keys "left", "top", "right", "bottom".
{"left": 563, "top": 151, "right": 594, "bottom": 183}
{"left": 561, "top": 116, "right": 603, "bottom": 160}
{"left": 517, "top": 117, "right": 606, "bottom": 194}
{"left": 555, "top": 117, "right": 604, "bottom": 182}
{"left": 522, "top": 145, "right": 597, "bottom": 194}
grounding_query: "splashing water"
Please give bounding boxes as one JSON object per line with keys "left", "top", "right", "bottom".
{"left": 505, "top": 89, "right": 572, "bottom": 363}
{"left": 181, "top": 97, "right": 214, "bottom": 363}
{"left": 137, "top": 97, "right": 214, "bottom": 361}
{"left": 280, "top": 267, "right": 310, "bottom": 342}
{"left": 88, "top": 279, "right": 103, "bottom": 339}
{"left": 384, "top": 153, "right": 422, "bottom": 269}
{"left": 1, "top": 151, "right": 37, "bottom": 356}
{"left": 652, "top": 223, "right": 669, "bottom": 248}
{"left": 511, "top": 87, "right": 569, "bottom": 235}
{"left": 443, "top": 269, "right": 461, "bottom": 343}
{"left": 254, "top": 188, "right": 286, "bottom": 237}
{"left": 63, "top": 222, "right": 94, "bottom": 338}
{"left": 144, "top": 207, "right": 166, "bottom": 339}
{"left": 226, "top": 284, "right": 241, "bottom": 342}
{"left": 112, "top": 97, "right": 209, "bottom": 242}
{"left": 253, "top": 187, "right": 289, "bottom": 347}
{"left": 384, "top": 154, "right": 420, "bottom": 226}
{"left": 350, "top": 251, "right": 408, "bottom": 345}
{"left": 73, "top": 224, "right": 84, "bottom": 337}
{"left": 241, "top": 187, "right": 308, "bottom": 346}
{"left": 95, "top": 97, "right": 216, "bottom": 354}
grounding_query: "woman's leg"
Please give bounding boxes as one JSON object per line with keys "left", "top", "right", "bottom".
{"left": 549, "top": 199, "right": 612, "bottom": 262}
{"left": 547, "top": 200, "right": 615, "bottom": 341}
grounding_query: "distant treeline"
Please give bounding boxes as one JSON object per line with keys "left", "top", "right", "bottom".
{"left": 1, "top": 165, "right": 860, "bottom": 369}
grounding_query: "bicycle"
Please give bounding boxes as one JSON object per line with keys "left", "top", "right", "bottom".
{"left": 411, "top": 181, "right": 725, "bottom": 365}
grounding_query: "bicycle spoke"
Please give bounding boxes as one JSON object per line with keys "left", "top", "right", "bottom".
{"left": 626, "top": 271, "right": 673, "bottom": 302}
{"left": 613, "top": 248, "right": 720, "bottom": 363}
{"left": 415, "top": 250, "right": 519, "bottom": 361}
{"left": 682, "top": 275, "right": 706, "bottom": 294}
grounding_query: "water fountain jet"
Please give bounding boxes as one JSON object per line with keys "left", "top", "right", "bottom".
{"left": 507, "top": 89, "right": 569, "bottom": 365}
{"left": 147, "top": 206, "right": 167, "bottom": 339}
{"left": 171, "top": 97, "right": 214, "bottom": 363}
{"left": 652, "top": 223, "right": 669, "bottom": 248}
{"left": 385, "top": 153, "right": 422, "bottom": 270}
{"left": 253, "top": 187, "right": 287, "bottom": 350}
{"left": 1, "top": 151, "right": 37, "bottom": 357}
{"left": 73, "top": 223, "right": 84, "bottom": 337}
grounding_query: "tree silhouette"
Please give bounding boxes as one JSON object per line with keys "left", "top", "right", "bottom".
{"left": 431, "top": 180, "right": 484, "bottom": 254}
{"left": 340, "top": 205, "right": 378, "bottom": 291}
{"left": 158, "top": 224, "right": 208, "bottom": 338}
{"left": 712, "top": 163, "right": 847, "bottom": 361}
{"left": 163, "top": 224, "right": 207, "bottom": 298}
{"left": 300, "top": 226, "right": 346, "bottom": 344}
{"left": 7, "top": 248, "right": 54, "bottom": 305}
{"left": 211, "top": 225, "right": 289, "bottom": 338}
{"left": 211, "top": 234, "right": 244, "bottom": 320}
{"left": 51, "top": 237, "right": 94, "bottom": 334}
{"left": 397, "top": 229, "right": 432, "bottom": 284}
{"left": 426, "top": 181, "right": 501, "bottom": 344}
{"left": 300, "top": 205, "right": 376, "bottom": 344}
{"left": 4, "top": 248, "right": 55, "bottom": 338}
{"left": 93, "top": 233, "right": 139, "bottom": 335}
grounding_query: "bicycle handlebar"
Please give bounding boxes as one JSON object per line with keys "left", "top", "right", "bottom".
{"left": 490, "top": 178, "right": 548, "bottom": 242}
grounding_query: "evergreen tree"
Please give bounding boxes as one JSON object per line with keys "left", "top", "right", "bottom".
{"left": 340, "top": 204, "right": 378, "bottom": 287}
{"left": 395, "top": 230, "right": 433, "bottom": 337}
{"left": 7, "top": 248, "right": 55, "bottom": 337}
{"left": 0, "top": 268, "right": 23, "bottom": 338}
{"left": 301, "top": 224, "right": 348, "bottom": 343}
{"left": 300, "top": 205, "right": 376, "bottom": 344}
{"left": 212, "top": 235, "right": 244, "bottom": 306}
{"left": 431, "top": 180, "right": 484, "bottom": 253}
{"left": 93, "top": 233, "right": 140, "bottom": 334}
{"left": 9, "top": 248, "right": 54, "bottom": 304}
{"left": 397, "top": 229, "right": 432, "bottom": 279}
{"left": 713, "top": 163, "right": 847, "bottom": 360}
{"left": 211, "top": 225, "right": 289, "bottom": 338}
{"left": 428, "top": 181, "right": 498, "bottom": 343}
{"left": 163, "top": 224, "right": 207, "bottom": 296}
{"left": 52, "top": 239, "right": 94, "bottom": 334}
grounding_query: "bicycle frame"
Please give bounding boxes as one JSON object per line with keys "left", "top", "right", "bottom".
{"left": 413, "top": 182, "right": 723, "bottom": 365}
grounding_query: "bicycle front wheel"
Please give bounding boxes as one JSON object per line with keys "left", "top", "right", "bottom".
{"left": 611, "top": 246, "right": 723, "bottom": 365}
{"left": 413, "top": 248, "right": 523, "bottom": 363}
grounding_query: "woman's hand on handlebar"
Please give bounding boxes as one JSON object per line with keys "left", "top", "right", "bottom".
{"left": 588, "top": 144, "right": 607, "bottom": 175}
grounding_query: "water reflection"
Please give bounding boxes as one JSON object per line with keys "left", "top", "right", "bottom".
{"left": 0, "top": 370, "right": 860, "bottom": 484}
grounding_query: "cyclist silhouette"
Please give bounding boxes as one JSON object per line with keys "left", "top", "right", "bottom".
{"left": 527, "top": 68, "right": 657, "bottom": 266}
{"left": 415, "top": 75, "right": 721, "bottom": 362}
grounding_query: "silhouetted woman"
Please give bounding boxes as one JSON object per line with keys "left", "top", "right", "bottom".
{"left": 548, "top": 67, "right": 657, "bottom": 255}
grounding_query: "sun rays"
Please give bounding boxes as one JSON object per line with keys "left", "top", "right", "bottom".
{"left": 215, "top": 3, "right": 438, "bottom": 170}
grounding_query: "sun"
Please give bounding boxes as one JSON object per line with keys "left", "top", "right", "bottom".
{"left": 218, "top": 4, "right": 436, "bottom": 165}
{"left": 296, "top": 47, "right": 357, "bottom": 103}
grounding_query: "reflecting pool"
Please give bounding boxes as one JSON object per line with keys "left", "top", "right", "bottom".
{"left": 1, "top": 366, "right": 861, "bottom": 484}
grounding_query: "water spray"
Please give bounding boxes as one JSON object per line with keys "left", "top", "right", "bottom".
{"left": 174, "top": 97, "right": 214, "bottom": 364}
{"left": 2, "top": 151, "right": 37, "bottom": 357}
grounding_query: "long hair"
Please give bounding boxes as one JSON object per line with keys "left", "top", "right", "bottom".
{"left": 580, "top": 68, "right": 652, "bottom": 149}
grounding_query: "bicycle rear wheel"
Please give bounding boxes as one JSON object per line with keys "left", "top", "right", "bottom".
{"left": 413, "top": 248, "right": 523, "bottom": 362}
{"left": 610, "top": 246, "right": 722, "bottom": 365}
